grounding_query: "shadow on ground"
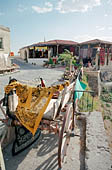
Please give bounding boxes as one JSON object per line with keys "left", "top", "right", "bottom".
{"left": 36, "top": 133, "right": 58, "bottom": 156}
{"left": 3, "top": 132, "right": 60, "bottom": 170}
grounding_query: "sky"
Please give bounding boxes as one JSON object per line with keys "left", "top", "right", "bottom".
{"left": 0, "top": 0, "right": 112, "bottom": 54}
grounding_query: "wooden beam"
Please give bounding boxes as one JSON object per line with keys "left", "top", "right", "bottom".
{"left": 0, "top": 143, "right": 6, "bottom": 170}
{"left": 57, "top": 45, "right": 59, "bottom": 56}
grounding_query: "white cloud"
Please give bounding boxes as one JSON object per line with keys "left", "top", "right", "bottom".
{"left": 96, "top": 25, "right": 105, "bottom": 31}
{"left": 104, "top": 14, "right": 108, "bottom": 17}
{"left": 56, "top": 0, "right": 101, "bottom": 13}
{"left": 32, "top": 2, "right": 53, "bottom": 14}
{"left": 17, "top": 5, "right": 27, "bottom": 12}
{"left": 74, "top": 35, "right": 95, "bottom": 42}
{"left": 108, "top": 26, "right": 112, "bottom": 30}
{"left": 74, "top": 34, "right": 112, "bottom": 43}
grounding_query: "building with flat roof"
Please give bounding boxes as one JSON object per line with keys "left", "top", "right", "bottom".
{"left": 0, "top": 25, "right": 10, "bottom": 55}
{"left": 0, "top": 25, "right": 11, "bottom": 68}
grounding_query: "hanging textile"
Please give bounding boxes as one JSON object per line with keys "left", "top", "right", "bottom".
{"left": 5, "top": 81, "right": 69, "bottom": 135}
{"left": 87, "top": 48, "right": 91, "bottom": 58}
{"left": 111, "top": 48, "right": 112, "bottom": 61}
{"left": 70, "top": 47, "right": 74, "bottom": 53}
{"left": 80, "top": 49, "right": 83, "bottom": 58}
{"left": 35, "top": 46, "right": 47, "bottom": 51}
{"left": 100, "top": 48, "right": 105, "bottom": 65}
{"left": 58, "top": 46, "right": 63, "bottom": 53}
{"left": 74, "top": 78, "right": 87, "bottom": 102}
{"left": 12, "top": 127, "right": 41, "bottom": 155}
{"left": 106, "top": 48, "right": 109, "bottom": 65}
{"left": 83, "top": 49, "right": 88, "bottom": 58}
{"left": 91, "top": 48, "right": 97, "bottom": 58}
{"left": 107, "top": 48, "right": 109, "bottom": 57}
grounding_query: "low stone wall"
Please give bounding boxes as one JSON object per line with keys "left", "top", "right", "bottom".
{"left": 28, "top": 58, "right": 48, "bottom": 66}
{"left": 85, "top": 111, "right": 112, "bottom": 170}
{"left": 100, "top": 65, "right": 112, "bottom": 72}
{"left": 84, "top": 70, "right": 101, "bottom": 96}
{"left": 0, "top": 56, "right": 11, "bottom": 68}
{"left": 101, "top": 82, "right": 112, "bottom": 92}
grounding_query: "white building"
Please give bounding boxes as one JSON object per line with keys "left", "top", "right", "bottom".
{"left": 0, "top": 25, "right": 11, "bottom": 68}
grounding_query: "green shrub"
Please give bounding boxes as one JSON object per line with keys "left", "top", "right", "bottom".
{"left": 106, "top": 103, "right": 111, "bottom": 107}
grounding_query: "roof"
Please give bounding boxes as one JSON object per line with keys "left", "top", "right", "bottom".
{"left": 38, "top": 40, "right": 78, "bottom": 46}
{"left": 80, "top": 39, "right": 112, "bottom": 45}
{"left": 20, "top": 39, "right": 78, "bottom": 50}
{"left": 0, "top": 25, "right": 10, "bottom": 32}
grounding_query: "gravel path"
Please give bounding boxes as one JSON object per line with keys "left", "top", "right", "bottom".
{"left": 0, "top": 58, "right": 64, "bottom": 119}
{"left": 0, "top": 59, "right": 64, "bottom": 98}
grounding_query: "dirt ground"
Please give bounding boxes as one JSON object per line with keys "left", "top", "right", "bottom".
{"left": 1, "top": 58, "right": 112, "bottom": 169}
{"left": 3, "top": 128, "right": 82, "bottom": 170}
{"left": 0, "top": 58, "right": 82, "bottom": 170}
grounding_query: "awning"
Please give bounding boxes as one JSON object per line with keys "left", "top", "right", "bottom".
{"left": 29, "top": 47, "right": 34, "bottom": 50}
{"left": 35, "top": 46, "right": 47, "bottom": 51}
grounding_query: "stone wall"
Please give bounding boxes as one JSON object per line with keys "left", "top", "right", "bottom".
{"left": 84, "top": 70, "right": 101, "bottom": 96}
{"left": 0, "top": 55, "right": 11, "bottom": 68}
{"left": 20, "top": 47, "right": 29, "bottom": 60}
{"left": 86, "top": 111, "right": 112, "bottom": 170}
{"left": 100, "top": 65, "right": 112, "bottom": 83}
{"left": 101, "top": 82, "right": 112, "bottom": 92}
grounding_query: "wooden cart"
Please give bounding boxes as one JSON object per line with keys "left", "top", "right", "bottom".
{"left": 0, "top": 78, "right": 76, "bottom": 169}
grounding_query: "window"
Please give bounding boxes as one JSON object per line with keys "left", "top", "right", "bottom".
{"left": 0, "top": 38, "right": 3, "bottom": 49}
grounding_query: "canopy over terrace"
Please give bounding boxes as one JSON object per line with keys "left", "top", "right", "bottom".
{"left": 79, "top": 39, "right": 112, "bottom": 68}
{"left": 19, "top": 40, "right": 78, "bottom": 60}
{"left": 29, "top": 40, "right": 78, "bottom": 59}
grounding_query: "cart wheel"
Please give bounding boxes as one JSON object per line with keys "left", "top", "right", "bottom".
{"left": 58, "top": 103, "right": 73, "bottom": 168}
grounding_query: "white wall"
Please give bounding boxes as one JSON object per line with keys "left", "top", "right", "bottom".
{"left": 0, "top": 25, "right": 10, "bottom": 56}
{"left": 20, "top": 47, "right": 29, "bottom": 60}
{"left": 28, "top": 58, "right": 48, "bottom": 66}
{"left": 0, "top": 26, "right": 11, "bottom": 67}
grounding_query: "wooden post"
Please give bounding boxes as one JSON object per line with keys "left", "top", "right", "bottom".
{"left": 105, "top": 44, "right": 107, "bottom": 66}
{"left": 0, "top": 104, "right": 7, "bottom": 119}
{"left": 97, "top": 43, "right": 101, "bottom": 70}
{"left": 88, "top": 44, "right": 90, "bottom": 57}
{"left": 79, "top": 46, "right": 80, "bottom": 57}
{"left": 70, "top": 58, "right": 72, "bottom": 74}
{"left": 72, "top": 92, "right": 75, "bottom": 130}
{"left": 27, "top": 47, "right": 30, "bottom": 61}
{"left": 33, "top": 46, "right": 35, "bottom": 58}
{"left": 0, "top": 143, "right": 6, "bottom": 170}
{"left": 48, "top": 47, "right": 50, "bottom": 60}
{"left": 0, "top": 128, "right": 7, "bottom": 170}
{"left": 57, "top": 45, "right": 59, "bottom": 56}
{"left": 42, "top": 51, "right": 44, "bottom": 57}
{"left": 72, "top": 80, "right": 76, "bottom": 131}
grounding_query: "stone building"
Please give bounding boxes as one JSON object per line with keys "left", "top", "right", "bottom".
{"left": 0, "top": 25, "right": 11, "bottom": 68}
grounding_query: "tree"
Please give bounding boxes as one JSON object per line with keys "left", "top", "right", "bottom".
{"left": 58, "top": 49, "right": 76, "bottom": 67}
